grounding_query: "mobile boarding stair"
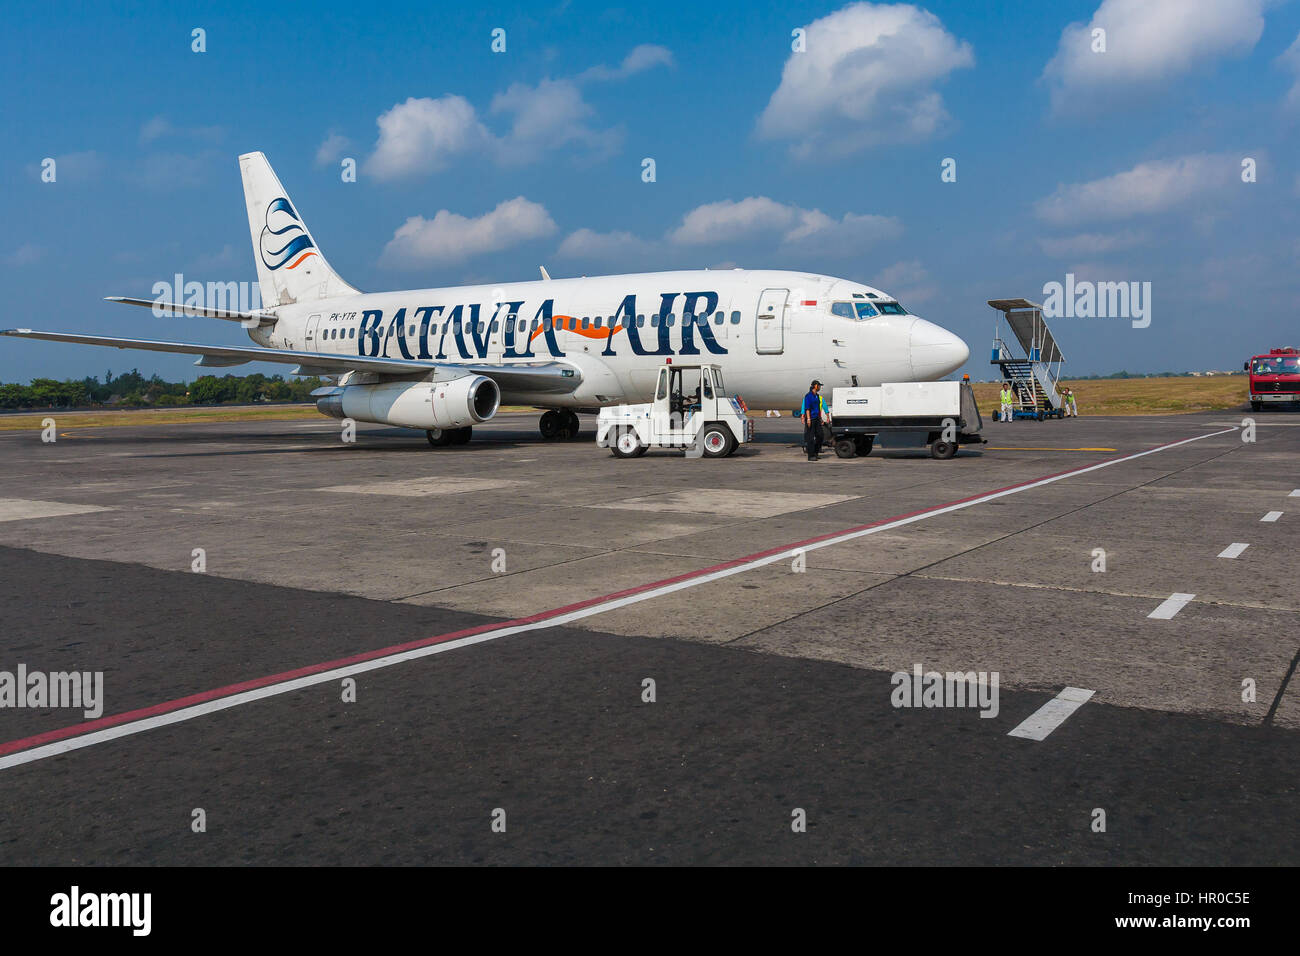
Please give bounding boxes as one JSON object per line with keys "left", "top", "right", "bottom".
{"left": 987, "top": 298, "right": 1066, "bottom": 421}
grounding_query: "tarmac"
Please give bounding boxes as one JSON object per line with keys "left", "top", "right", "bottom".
{"left": 0, "top": 408, "right": 1296, "bottom": 864}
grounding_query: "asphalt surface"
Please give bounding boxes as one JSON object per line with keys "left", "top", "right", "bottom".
{"left": 0, "top": 408, "right": 1296, "bottom": 864}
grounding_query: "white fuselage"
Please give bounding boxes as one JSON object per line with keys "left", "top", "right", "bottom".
{"left": 250, "top": 268, "right": 969, "bottom": 409}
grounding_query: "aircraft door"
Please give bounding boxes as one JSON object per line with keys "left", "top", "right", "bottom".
{"left": 755, "top": 288, "right": 787, "bottom": 354}
{"left": 305, "top": 313, "right": 322, "bottom": 352}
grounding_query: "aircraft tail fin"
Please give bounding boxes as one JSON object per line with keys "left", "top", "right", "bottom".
{"left": 238, "top": 151, "right": 359, "bottom": 307}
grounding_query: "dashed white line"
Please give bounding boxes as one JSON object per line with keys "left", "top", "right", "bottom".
{"left": 1261, "top": 511, "right": 1282, "bottom": 522}
{"left": 1148, "top": 593, "right": 1196, "bottom": 619}
{"left": 1217, "top": 543, "right": 1249, "bottom": 559}
{"left": 1008, "top": 687, "right": 1096, "bottom": 741}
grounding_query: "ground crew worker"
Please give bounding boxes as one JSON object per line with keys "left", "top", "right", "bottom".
{"left": 999, "top": 382, "right": 1014, "bottom": 422}
{"left": 819, "top": 390, "right": 833, "bottom": 446}
{"left": 801, "top": 380, "right": 824, "bottom": 460}
{"left": 1063, "top": 386, "right": 1079, "bottom": 417}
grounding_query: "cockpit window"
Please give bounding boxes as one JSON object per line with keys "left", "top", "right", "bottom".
{"left": 831, "top": 302, "right": 855, "bottom": 319}
{"left": 875, "top": 301, "right": 908, "bottom": 315}
{"left": 854, "top": 302, "right": 879, "bottom": 319}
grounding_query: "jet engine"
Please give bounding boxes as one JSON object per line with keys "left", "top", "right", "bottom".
{"left": 316, "top": 375, "right": 500, "bottom": 429}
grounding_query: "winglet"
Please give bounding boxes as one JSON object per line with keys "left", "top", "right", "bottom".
{"left": 539, "top": 266, "right": 551, "bottom": 281}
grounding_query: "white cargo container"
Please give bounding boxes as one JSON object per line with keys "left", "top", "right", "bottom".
{"left": 827, "top": 381, "right": 984, "bottom": 459}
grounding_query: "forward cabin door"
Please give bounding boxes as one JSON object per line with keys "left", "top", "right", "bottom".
{"left": 755, "top": 288, "right": 787, "bottom": 354}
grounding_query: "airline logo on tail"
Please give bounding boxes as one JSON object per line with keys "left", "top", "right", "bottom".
{"left": 259, "top": 197, "right": 316, "bottom": 271}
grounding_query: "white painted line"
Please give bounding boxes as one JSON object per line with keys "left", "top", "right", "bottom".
{"left": 1289, "top": 489, "right": 1300, "bottom": 497}
{"left": 1261, "top": 511, "right": 1282, "bottom": 522}
{"left": 1148, "top": 593, "right": 1196, "bottom": 619}
{"left": 1008, "top": 687, "right": 1095, "bottom": 741}
{"left": 0, "top": 424, "right": 1239, "bottom": 771}
{"left": 1217, "top": 543, "right": 1249, "bottom": 559}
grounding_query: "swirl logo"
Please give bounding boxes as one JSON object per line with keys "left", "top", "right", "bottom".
{"left": 259, "top": 197, "right": 316, "bottom": 271}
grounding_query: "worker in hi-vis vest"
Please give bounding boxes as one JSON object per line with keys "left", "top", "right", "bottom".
{"left": 999, "top": 383, "right": 1014, "bottom": 422}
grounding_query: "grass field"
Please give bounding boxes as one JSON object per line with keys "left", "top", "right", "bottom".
{"left": 971, "top": 376, "right": 1253, "bottom": 416}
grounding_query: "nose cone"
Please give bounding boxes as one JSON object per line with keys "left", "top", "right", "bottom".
{"left": 909, "top": 318, "right": 969, "bottom": 380}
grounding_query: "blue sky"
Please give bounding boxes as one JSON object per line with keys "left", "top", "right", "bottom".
{"left": 2, "top": 0, "right": 1298, "bottom": 381}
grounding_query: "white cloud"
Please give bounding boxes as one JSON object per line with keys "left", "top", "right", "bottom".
{"left": 1034, "top": 154, "right": 1239, "bottom": 225}
{"left": 490, "top": 79, "right": 620, "bottom": 163}
{"left": 139, "top": 116, "right": 223, "bottom": 144}
{"left": 314, "top": 132, "right": 352, "bottom": 167}
{"left": 757, "top": 2, "right": 974, "bottom": 158}
{"left": 1279, "top": 31, "right": 1300, "bottom": 111}
{"left": 668, "top": 196, "right": 900, "bottom": 250}
{"left": 364, "top": 95, "right": 489, "bottom": 181}
{"left": 556, "top": 228, "right": 652, "bottom": 260}
{"left": 363, "top": 46, "right": 663, "bottom": 179}
{"left": 578, "top": 44, "right": 674, "bottom": 81}
{"left": 873, "top": 259, "right": 936, "bottom": 304}
{"left": 4, "top": 243, "right": 45, "bottom": 267}
{"left": 1043, "top": 0, "right": 1265, "bottom": 112}
{"left": 1038, "top": 230, "right": 1146, "bottom": 257}
{"left": 26, "top": 150, "right": 103, "bottom": 182}
{"left": 670, "top": 197, "right": 798, "bottom": 244}
{"left": 130, "top": 152, "right": 215, "bottom": 190}
{"left": 783, "top": 209, "right": 902, "bottom": 251}
{"left": 380, "top": 197, "right": 557, "bottom": 266}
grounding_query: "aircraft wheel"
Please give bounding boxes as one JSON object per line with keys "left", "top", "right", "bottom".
{"left": 449, "top": 426, "right": 472, "bottom": 445}
{"left": 833, "top": 438, "right": 857, "bottom": 459}
{"left": 700, "top": 424, "right": 734, "bottom": 458}
{"left": 426, "top": 428, "right": 453, "bottom": 448}
{"left": 560, "top": 410, "right": 581, "bottom": 440}
{"left": 539, "top": 410, "right": 561, "bottom": 440}
{"left": 930, "top": 440, "right": 957, "bottom": 460}
{"left": 854, "top": 435, "right": 874, "bottom": 457}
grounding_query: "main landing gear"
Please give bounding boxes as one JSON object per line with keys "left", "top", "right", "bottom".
{"left": 426, "top": 426, "right": 472, "bottom": 447}
{"left": 539, "top": 409, "right": 581, "bottom": 441}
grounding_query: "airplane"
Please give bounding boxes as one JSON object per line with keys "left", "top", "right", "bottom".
{"left": 2, "top": 151, "right": 970, "bottom": 447}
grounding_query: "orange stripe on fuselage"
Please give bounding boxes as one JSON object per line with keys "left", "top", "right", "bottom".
{"left": 528, "top": 314, "right": 626, "bottom": 344}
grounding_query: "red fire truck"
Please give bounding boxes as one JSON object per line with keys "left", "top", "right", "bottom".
{"left": 1245, "top": 347, "right": 1300, "bottom": 411}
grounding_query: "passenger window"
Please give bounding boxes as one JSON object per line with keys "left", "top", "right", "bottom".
{"left": 490, "top": 320, "right": 499, "bottom": 333}
{"left": 594, "top": 317, "right": 602, "bottom": 329}
{"left": 581, "top": 317, "right": 589, "bottom": 329}
{"left": 651, "top": 316, "right": 659, "bottom": 327}
{"left": 637, "top": 315, "right": 645, "bottom": 327}
{"left": 730, "top": 311, "right": 740, "bottom": 324}
{"left": 667, "top": 315, "right": 675, "bottom": 327}
{"left": 350, "top": 328, "right": 356, "bottom": 338}
{"left": 714, "top": 312, "right": 723, "bottom": 325}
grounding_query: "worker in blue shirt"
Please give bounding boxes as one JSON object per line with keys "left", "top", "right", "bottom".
{"left": 801, "top": 380, "right": 824, "bottom": 460}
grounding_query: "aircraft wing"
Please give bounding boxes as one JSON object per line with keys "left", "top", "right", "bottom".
{"left": 0, "top": 329, "right": 583, "bottom": 394}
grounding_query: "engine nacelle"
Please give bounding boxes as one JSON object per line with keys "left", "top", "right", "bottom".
{"left": 316, "top": 375, "right": 500, "bottom": 429}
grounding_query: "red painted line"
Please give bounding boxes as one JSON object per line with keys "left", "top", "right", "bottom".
{"left": 0, "top": 430, "right": 1223, "bottom": 761}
